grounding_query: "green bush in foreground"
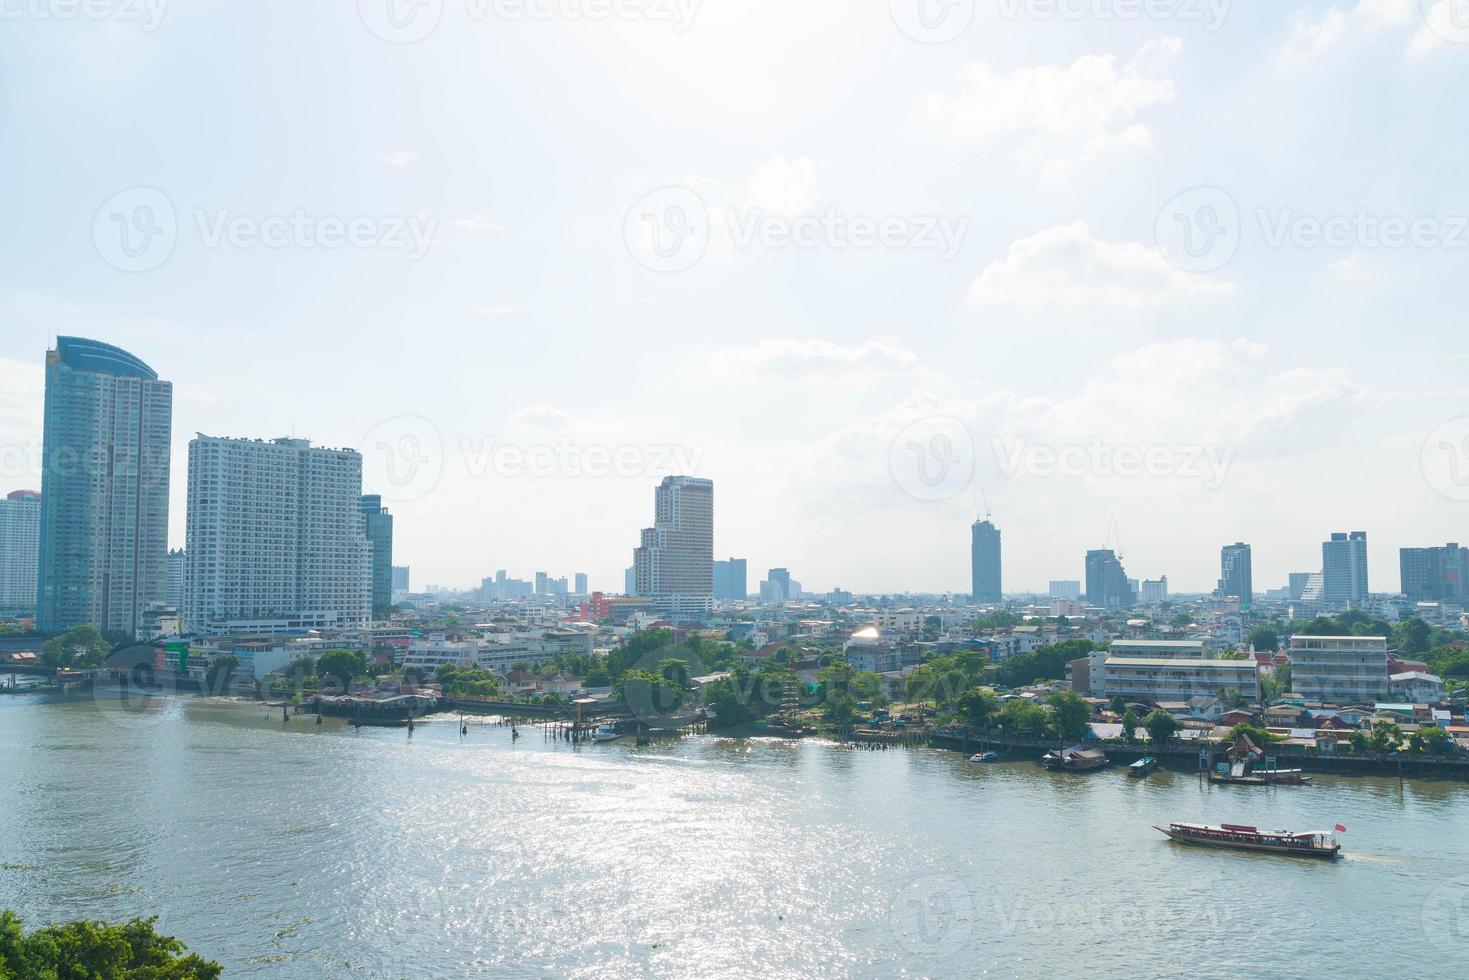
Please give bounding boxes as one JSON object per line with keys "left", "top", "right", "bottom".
{"left": 0, "top": 910, "right": 221, "bottom": 979}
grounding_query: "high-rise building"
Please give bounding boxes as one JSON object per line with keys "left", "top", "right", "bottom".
{"left": 760, "top": 567, "right": 793, "bottom": 605}
{"left": 0, "top": 490, "right": 41, "bottom": 611}
{"left": 713, "top": 558, "right": 747, "bottom": 601}
{"left": 166, "top": 548, "right": 186, "bottom": 609}
{"left": 391, "top": 565, "right": 410, "bottom": 593}
{"left": 1084, "top": 549, "right": 1134, "bottom": 608}
{"left": 575, "top": 572, "right": 588, "bottom": 595}
{"left": 1288, "top": 572, "right": 1314, "bottom": 600}
{"left": 1322, "top": 531, "right": 1369, "bottom": 604}
{"left": 632, "top": 476, "right": 713, "bottom": 615}
{"left": 37, "top": 337, "right": 173, "bottom": 635}
{"left": 1049, "top": 580, "right": 1082, "bottom": 601}
{"left": 360, "top": 495, "right": 394, "bottom": 619}
{"left": 970, "top": 519, "right": 1001, "bottom": 602}
{"left": 535, "top": 571, "right": 550, "bottom": 594}
{"left": 1140, "top": 576, "right": 1168, "bottom": 604}
{"left": 1218, "top": 542, "right": 1253, "bottom": 608}
{"left": 1400, "top": 544, "right": 1469, "bottom": 601}
{"left": 624, "top": 565, "right": 636, "bottom": 596}
{"left": 185, "top": 436, "right": 370, "bottom": 633}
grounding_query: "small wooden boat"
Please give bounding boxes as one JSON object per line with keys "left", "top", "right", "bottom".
{"left": 968, "top": 751, "right": 999, "bottom": 763}
{"left": 1208, "top": 761, "right": 1311, "bottom": 785}
{"left": 1154, "top": 821, "right": 1341, "bottom": 859}
{"left": 1041, "top": 746, "right": 1108, "bottom": 772}
{"left": 1128, "top": 755, "right": 1157, "bottom": 777}
{"left": 593, "top": 723, "right": 622, "bottom": 743}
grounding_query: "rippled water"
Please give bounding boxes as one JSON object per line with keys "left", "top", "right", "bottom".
{"left": 2, "top": 694, "right": 1467, "bottom": 978}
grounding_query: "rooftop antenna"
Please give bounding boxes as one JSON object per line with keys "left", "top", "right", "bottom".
{"left": 972, "top": 488, "right": 992, "bottom": 523}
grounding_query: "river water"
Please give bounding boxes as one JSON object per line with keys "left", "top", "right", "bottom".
{"left": 1, "top": 693, "right": 1466, "bottom": 978}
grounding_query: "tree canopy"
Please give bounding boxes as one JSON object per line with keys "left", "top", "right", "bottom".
{"left": 0, "top": 911, "right": 220, "bottom": 979}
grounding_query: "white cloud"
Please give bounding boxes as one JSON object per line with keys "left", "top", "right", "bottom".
{"left": 452, "top": 214, "right": 506, "bottom": 237}
{"left": 715, "top": 338, "right": 921, "bottom": 376}
{"left": 373, "top": 150, "right": 418, "bottom": 168}
{"left": 1326, "top": 252, "right": 1396, "bottom": 292}
{"left": 742, "top": 154, "right": 817, "bottom": 214}
{"left": 1275, "top": 0, "right": 1460, "bottom": 63}
{"left": 920, "top": 40, "right": 1180, "bottom": 174}
{"left": 966, "top": 222, "right": 1236, "bottom": 314}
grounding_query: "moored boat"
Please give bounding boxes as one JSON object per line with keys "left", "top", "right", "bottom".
{"left": 969, "top": 751, "right": 999, "bottom": 763}
{"left": 1041, "top": 746, "right": 1108, "bottom": 772}
{"left": 1128, "top": 755, "right": 1157, "bottom": 777}
{"left": 593, "top": 723, "right": 622, "bottom": 742}
{"left": 1154, "top": 821, "right": 1341, "bottom": 858}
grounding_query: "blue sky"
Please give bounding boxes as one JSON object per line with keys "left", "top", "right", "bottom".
{"left": 2, "top": 0, "right": 1468, "bottom": 595}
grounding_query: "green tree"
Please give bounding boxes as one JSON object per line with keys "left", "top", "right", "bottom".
{"left": 1368, "top": 722, "right": 1403, "bottom": 756}
{"left": 315, "top": 649, "right": 367, "bottom": 692}
{"left": 995, "top": 699, "right": 1052, "bottom": 738}
{"left": 1109, "top": 695, "right": 1127, "bottom": 716}
{"left": 41, "top": 625, "right": 111, "bottom": 669}
{"left": 1419, "top": 725, "right": 1453, "bottom": 755}
{"left": 658, "top": 658, "right": 691, "bottom": 690}
{"left": 1391, "top": 618, "right": 1432, "bottom": 657}
{"left": 203, "top": 655, "right": 239, "bottom": 695}
{"left": 0, "top": 910, "right": 221, "bottom": 979}
{"left": 956, "top": 688, "right": 998, "bottom": 728}
{"left": 1120, "top": 709, "right": 1141, "bottom": 743}
{"left": 1046, "top": 690, "right": 1093, "bottom": 742}
{"left": 1247, "top": 625, "right": 1280, "bottom": 653}
{"left": 1143, "top": 708, "right": 1181, "bottom": 748}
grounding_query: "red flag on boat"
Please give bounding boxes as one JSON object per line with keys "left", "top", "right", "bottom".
{"left": 1334, "top": 824, "right": 1347, "bottom": 832}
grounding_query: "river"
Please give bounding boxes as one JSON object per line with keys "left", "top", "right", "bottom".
{"left": 1, "top": 693, "right": 1466, "bottom": 978}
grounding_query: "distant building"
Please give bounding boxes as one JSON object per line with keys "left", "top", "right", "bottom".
{"left": 1085, "top": 550, "right": 1134, "bottom": 608}
{"left": 1049, "top": 580, "right": 1082, "bottom": 601}
{"left": 1101, "top": 658, "right": 1259, "bottom": 703}
{"left": 0, "top": 490, "right": 41, "bottom": 611}
{"left": 1289, "top": 634, "right": 1389, "bottom": 703}
{"left": 1400, "top": 543, "right": 1469, "bottom": 602}
{"left": 760, "top": 567, "right": 793, "bottom": 605}
{"left": 1322, "top": 531, "right": 1369, "bottom": 604}
{"left": 1140, "top": 577, "right": 1169, "bottom": 604}
{"left": 166, "top": 548, "right": 186, "bottom": 610}
{"left": 575, "top": 572, "right": 588, "bottom": 595}
{"left": 713, "top": 558, "right": 747, "bottom": 601}
{"left": 624, "top": 565, "right": 636, "bottom": 596}
{"left": 970, "top": 519, "right": 1002, "bottom": 602}
{"left": 360, "top": 495, "right": 394, "bottom": 619}
{"left": 632, "top": 476, "right": 714, "bottom": 616}
{"left": 38, "top": 337, "right": 173, "bottom": 635}
{"left": 1287, "top": 572, "right": 1314, "bottom": 600}
{"left": 186, "top": 436, "right": 371, "bottom": 634}
{"left": 391, "top": 565, "right": 410, "bottom": 593}
{"left": 1218, "top": 542, "right": 1252, "bottom": 608}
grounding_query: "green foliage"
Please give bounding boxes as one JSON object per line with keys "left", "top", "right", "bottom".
{"left": 1046, "top": 690, "right": 1093, "bottom": 742}
{"left": 616, "top": 669, "right": 685, "bottom": 716}
{"left": 436, "top": 665, "right": 501, "bottom": 698}
{"left": 1247, "top": 625, "right": 1280, "bottom": 653}
{"left": 1392, "top": 618, "right": 1432, "bottom": 656}
{"left": 968, "top": 610, "right": 1021, "bottom": 630}
{"left": 0, "top": 910, "right": 221, "bottom": 979}
{"left": 700, "top": 663, "right": 789, "bottom": 727}
{"left": 817, "top": 659, "right": 886, "bottom": 723}
{"left": 203, "top": 655, "right": 239, "bottom": 695}
{"left": 990, "top": 639, "right": 1094, "bottom": 688}
{"left": 956, "top": 688, "right": 998, "bottom": 728}
{"left": 994, "top": 698, "right": 1053, "bottom": 738}
{"left": 315, "top": 649, "right": 367, "bottom": 691}
{"left": 1225, "top": 722, "right": 1277, "bottom": 744}
{"left": 41, "top": 625, "right": 111, "bottom": 669}
{"left": 1143, "top": 708, "right": 1181, "bottom": 747}
{"left": 1419, "top": 725, "right": 1454, "bottom": 754}
{"left": 1119, "top": 709, "right": 1141, "bottom": 743}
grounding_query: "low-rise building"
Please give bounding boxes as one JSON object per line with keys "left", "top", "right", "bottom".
{"left": 1100, "top": 657, "right": 1260, "bottom": 704}
{"left": 1289, "top": 635, "right": 1389, "bottom": 703}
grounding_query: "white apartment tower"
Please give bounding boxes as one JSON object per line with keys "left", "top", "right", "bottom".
{"left": 633, "top": 476, "right": 714, "bottom": 616}
{"left": 186, "top": 436, "right": 371, "bottom": 633}
{"left": 0, "top": 490, "right": 41, "bottom": 610}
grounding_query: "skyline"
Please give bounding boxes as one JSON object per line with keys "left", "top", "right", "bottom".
{"left": 3, "top": 2, "right": 1469, "bottom": 594}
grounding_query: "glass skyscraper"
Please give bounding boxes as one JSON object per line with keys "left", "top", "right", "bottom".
{"left": 970, "top": 519, "right": 1002, "bottom": 602}
{"left": 360, "top": 495, "right": 394, "bottom": 620}
{"left": 37, "top": 337, "right": 173, "bottom": 636}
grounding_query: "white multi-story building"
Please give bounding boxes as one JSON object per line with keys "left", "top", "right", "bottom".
{"left": 185, "top": 436, "right": 371, "bottom": 634}
{"left": 1101, "top": 657, "right": 1260, "bottom": 703}
{"left": 0, "top": 490, "right": 40, "bottom": 611}
{"left": 1290, "top": 634, "right": 1389, "bottom": 703}
{"left": 1140, "top": 577, "right": 1169, "bottom": 604}
{"left": 402, "top": 634, "right": 483, "bottom": 672}
{"left": 633, "top": 476, "right": 713, "bottom": 617}
{"left": 1085, "top": 639, "right": 1210, "bottom": 694}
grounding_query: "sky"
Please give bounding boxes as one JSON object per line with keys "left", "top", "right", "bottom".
{"left": 1, "top": 0, "right": 1468, "bottom": 596}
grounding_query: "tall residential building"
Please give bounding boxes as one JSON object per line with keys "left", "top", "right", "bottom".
{"left": 632, "top": 476, "right": 714, "bottom": 615}
{"left": 1218, "top": 542, "right": 1253, "bottom": 608}
{"left": 1400, "top": 543, "right": 1469, "bottom": 601}
{"left": 0, "top": 490, "right": 41, "bottom": 611}
{"left": 713, "top": 558, "right": 747, "bottom": 601}
{"left": 37, "top": 337, "right": 173, "bottom": 635}
{"left": 624, "top": 565, "right": 636, "bottom": 596}
{"left": 760, "top": 567, "right": 793, "bottom": 605}
{"left": 166, "top": 548, "right": 186, "bottom": 609}
{"left": 391, "top": 565, "right": 410, "bottom": 593}
{"left": 970, "top": 519, "right": 1002, "bottom": 603}
{"left": 360, "top": 495, "right": 394, "bottom": 619}
{"left": 1140, "top": 576, "right": 1169, "bottom": 604}
{"left": 1048, "top": 580, "right": 1082, "bottom": 601}
{"left": 185, "top": 436, "right": 370, "bottom": 634}
{"left": 575, "top": 572, "right": 588, "bottom": 595}
{"left": 1288, "top": 572, "right": 1314, "bottom": 600}
{"left": 1322, "top": 531, "right": 1369, "bottom": 604}
{"left": 1084, "top": 549, "right": 1134, "bottom": 608}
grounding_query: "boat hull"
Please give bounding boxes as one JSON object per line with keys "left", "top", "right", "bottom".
{"left": 1154, "top": 826, "right": 1340, "bottom": 859}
